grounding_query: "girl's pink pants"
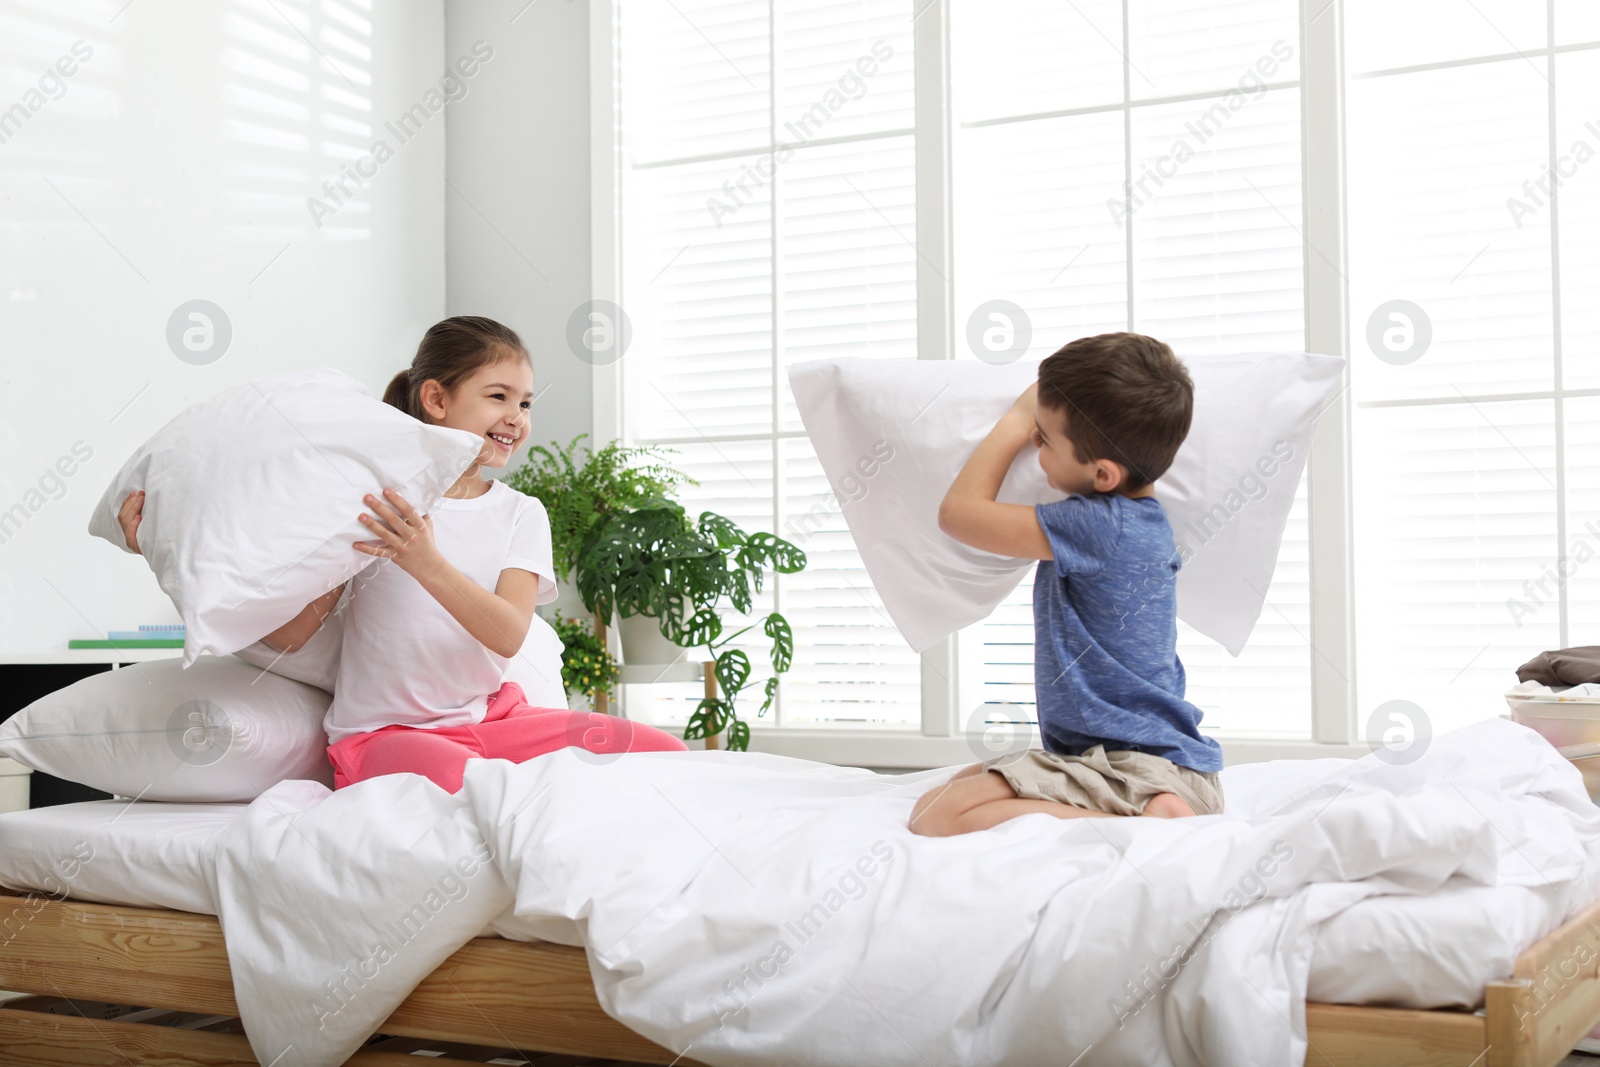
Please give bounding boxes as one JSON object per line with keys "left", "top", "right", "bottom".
{"left": 326, "top": 682, "right": 687, "bottom": 793}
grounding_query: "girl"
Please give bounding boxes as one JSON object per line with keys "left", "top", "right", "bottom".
{"left": 120, "top": 316, "right": 687, "bottom": 792}
{"left": 325, "top": 315, "right": 688, "bottom": 791}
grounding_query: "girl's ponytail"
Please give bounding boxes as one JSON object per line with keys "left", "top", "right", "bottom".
{"left": 382, "top": 368, "right": 420, "bottom": 421}
{"left": 382, "top": 316, "right": 528, "bottom": 425}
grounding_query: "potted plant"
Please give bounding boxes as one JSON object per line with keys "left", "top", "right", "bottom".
{"left": 507, "top": 434, "right": 693, "bottom": 588}
{"left": 577, "top": 498, "right": 806, "bottom": 751}
{"left": 547, "top": 610, "right": 620, "bottom": 711}
{"left": 506, "top": 433, "right": 693, "bottom": 652}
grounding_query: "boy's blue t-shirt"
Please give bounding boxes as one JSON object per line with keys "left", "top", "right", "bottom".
{"left": 1031, "top": 493, "right": 1223, "bottom": 773}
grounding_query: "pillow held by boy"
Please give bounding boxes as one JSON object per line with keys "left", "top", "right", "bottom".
{"left": 910, "top": 332, "right": 1224, "bottom": 835}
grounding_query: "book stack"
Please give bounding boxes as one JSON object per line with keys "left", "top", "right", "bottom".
{"left": 69, "top": 623, "right": 186, "bottom": 650}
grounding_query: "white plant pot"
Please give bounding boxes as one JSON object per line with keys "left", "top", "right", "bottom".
{"left": 545, "top": 579, "right": 588, "bottom": 624}
{"left": 619, "top": 613, "right": 687, "bottom": 666}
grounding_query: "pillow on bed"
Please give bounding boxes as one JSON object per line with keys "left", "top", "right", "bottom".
{"left": 0, "top": 656, "right": 333, "bottom": 802}
{"left": 505, "top": 610, "right": 572, "bottom": 708}
{"left": 788, "top": 352, "right": 1345, "bottom": 656}
{"left": 87, "top": 368, "right": 483, "bottom": 666}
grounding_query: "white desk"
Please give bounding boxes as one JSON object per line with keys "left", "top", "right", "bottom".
{"left": 0, "top": 649, "right": 183, "bottom": 666}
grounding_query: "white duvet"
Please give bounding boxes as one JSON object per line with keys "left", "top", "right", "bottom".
{"left": 206, "top": 717, "right": 1600, "bottom": 1067}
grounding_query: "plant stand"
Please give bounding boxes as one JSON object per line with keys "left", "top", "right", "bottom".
{"left": 593, "top": 615, "right": 610, "bottom": 717}
{"left": 607, "top": 658, "right": 722, "bottom": 751}
{"left": 702, "top": 661, "right": 720, "bottom": 751}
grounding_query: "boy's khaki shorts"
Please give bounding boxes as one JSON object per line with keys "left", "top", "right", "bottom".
{"left": 985, "top": 745, "right": 1224, "bottom": 817}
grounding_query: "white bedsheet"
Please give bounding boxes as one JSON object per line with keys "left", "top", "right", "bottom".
{"left": 0, "top": 798, "right": 243, "bottom": 914}
{"left": 201, "top": 717, "right": 1600, "bottom": 1067}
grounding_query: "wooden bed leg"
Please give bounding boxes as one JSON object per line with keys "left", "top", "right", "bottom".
{"left": 1491, "top": 898, "right": 1600, "bottom": 1067}
{"left": 1486, "top": 979, "right": 1535, "bottom": 1067}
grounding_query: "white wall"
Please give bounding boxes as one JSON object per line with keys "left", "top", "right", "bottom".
{"left": 444, "top": 0, "right": 594, "bottom": 465}
{"left": 0, "top": 0, "right": 448, "bottom": 653}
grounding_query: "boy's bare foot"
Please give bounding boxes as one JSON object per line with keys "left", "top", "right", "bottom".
{"left": 1140, "top": 792, "right": 1195, "bottom": 818}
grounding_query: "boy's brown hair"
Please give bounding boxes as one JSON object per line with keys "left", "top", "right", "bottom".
{"left": 1035, "top": 332, "right": 1192, "bottom": 491}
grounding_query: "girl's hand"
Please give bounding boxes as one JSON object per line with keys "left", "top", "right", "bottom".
{"left": 117, "top": 490, "right": 144, "bottom": 554}
{"left": 355, "top": 488, "right": 445, "bottom": 579}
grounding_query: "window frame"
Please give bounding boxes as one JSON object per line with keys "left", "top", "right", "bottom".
{"left": 590, "top": 0, "right": 1363, "bottom": 767}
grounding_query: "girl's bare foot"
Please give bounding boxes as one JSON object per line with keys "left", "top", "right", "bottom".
{"left": 1141, "top": 792, "right": 1195, "bottom": 818}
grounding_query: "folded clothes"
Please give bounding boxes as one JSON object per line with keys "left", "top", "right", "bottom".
{"left": 1518, "top": 646, "right": 1600, "bottom": 687}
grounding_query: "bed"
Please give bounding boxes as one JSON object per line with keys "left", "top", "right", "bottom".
{"left": 4, "top": 890, "right": 1599, "bottom": 1067}
{"left": 3, "top": 720, "right": 1600, "bottom": 1066}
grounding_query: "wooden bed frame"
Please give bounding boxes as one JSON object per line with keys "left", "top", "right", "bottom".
{"left": 3, "top": 893, "right": 1600, "bottom": 1066}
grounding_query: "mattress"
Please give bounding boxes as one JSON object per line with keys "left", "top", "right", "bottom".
{"left": 0, "top": 782, "right": 1594, "bottom": 1013}
{"left": 0, "top": 798, "right": 243, "bottom": 914}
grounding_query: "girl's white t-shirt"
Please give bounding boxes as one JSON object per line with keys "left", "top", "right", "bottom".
{"left": 325, "top": 479, "right": 559, "bottom": 744}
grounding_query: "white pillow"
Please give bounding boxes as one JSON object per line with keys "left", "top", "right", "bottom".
{"left": 232, "top": 595, "right": 346, "bottom": 694}
{"left": 504, "top": 611, "right": 571, "bottom": 708}
{"left": 0, "top": 656, "right": 334, "bottom": 802}
{"left": 788, "top": 352, "right": 1346, "bottom": 656}
{"left": 88, "top": 369, "right": 482, "bottom": 666}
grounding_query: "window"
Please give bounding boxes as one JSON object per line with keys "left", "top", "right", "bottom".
{"left": 614, "top": 0, "right": 923, "bottom": 731}
{"left": 950, "top": 0, "right": 1313, "bottom": 741}
{"left": 1346, "top": 4, "right": 1600, "bottom": 737}
{"left": 599, "top": 0, "right": 1597, "bottom": 765}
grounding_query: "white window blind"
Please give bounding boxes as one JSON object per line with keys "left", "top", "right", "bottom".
{"left": 951, "top": 0, "right": 1313, "bottom": 738}
{"left": 1560, "top": 2, "right": 1600, "bottom": 46}
{"left": 1346, "top": 7, "right": 1599, "bottom": 736}
{"left": 617, "top": 0, "right": 922, "bottom": 731}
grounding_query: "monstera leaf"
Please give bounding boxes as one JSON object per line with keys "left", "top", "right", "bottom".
{"left": 715, "top": 648, "right": 751, "bottom": 698}
{"left": 739, "top": 532, "right": 807, "bottom": 574}
{"left": 665, "top": 606, "right": 722, "bottom": 647}
{"left": 685, "top": 697, "right": 732, "bottom": 740}
{"left": 698, "top": 511, "right": 747, "bottom": 549}
{"left": 764, "top": 613, "right": 794, "bottom": 674}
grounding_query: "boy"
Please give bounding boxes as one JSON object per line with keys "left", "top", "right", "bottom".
{"left": 909, "top": 332, "right": 1223, "bottom": 836}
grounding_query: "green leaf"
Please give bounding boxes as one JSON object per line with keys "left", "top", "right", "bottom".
{"left": 742, "top": 532, "right": 807, "bottom": 574}
{"left": 578, "top": 502, "right": 721, "bottom": 625}
{"left": 724, "top": 568, "right": 754, "bottom": 615}
{"left": 764, "top": 613, "right": 793, "bottom": 674}
{"left": 715, "top": 648, "right": 751, "bottom": 697}
{"left": 726, "top": 718, "right": 751, "bottom": 752}
{"left": 683, "top": 697, "right": 731, "bottom": 740}
{"left": 698, "top": 511, "right": 747, "bottom": 549}
{"left": 666, "top": 606, "right": 722, "bottom": 647}
{"left": 507, "top": 435, "right": 700, "bottom": 584}
{"left": 675, "top": 553, "right": 728, "bottom": 610}
{"left": 549, "top": 609, "right": 619, "bottom": 700}
{"left": 759, "top": 676, "right": 779, "bottom": 716}
{"left": 734, "top": 539, "right": 768, "bottom": 574}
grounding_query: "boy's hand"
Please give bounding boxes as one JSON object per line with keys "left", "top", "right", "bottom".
{"left": 355, "top": 488, "right": 446, "bottom": 580}
{"left": 937, "top": 380, "right": 1053, "bottom": 561}
{"left": 117, "top": 490, "right": 144, "bottom": 554}
{"left": 1009, "top": 382, "right": 1039, "bottom": 423}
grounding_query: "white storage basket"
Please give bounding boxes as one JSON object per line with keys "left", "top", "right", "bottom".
{"left": 1505, "top": 689, "right": 1600, "bottom": 801}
